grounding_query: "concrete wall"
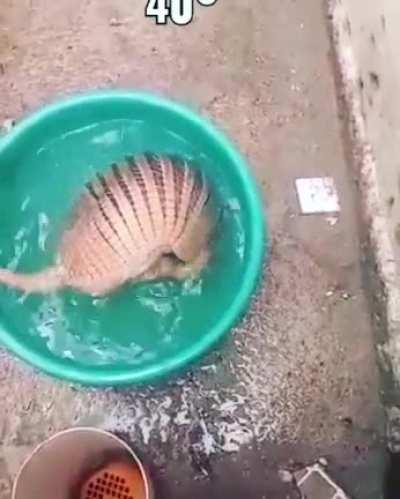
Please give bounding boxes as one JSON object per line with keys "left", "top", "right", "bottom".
{"left": 329, "top": 0, "right": 400, "bottom": 256}
{"left": 329, "top": 0, "right": 400, "bottom": 446}
{"left": 344, "top": 0, "right": 400, "bottom": 259}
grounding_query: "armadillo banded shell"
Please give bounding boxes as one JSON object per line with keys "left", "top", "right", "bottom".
{"left": 60, "top": 153, "right": 212, "bottom": 295}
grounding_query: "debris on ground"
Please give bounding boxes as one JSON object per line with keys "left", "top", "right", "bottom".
{"left": 326, "top": 216, "right": 339, "bottom": 226}
{"left": 278, "top": 469, "right": 295, "bottom": 484}
{"left": 294, "top": 463, "right": 349, "bottom": 499}
{"left": 2, "top": 118, "right": 14, "bottom": 133}
{"left": 109, "top": 17, "right": 128, "bottom": 26}
{"left": 295, "top": 177, "right": 340, "bottom": 215}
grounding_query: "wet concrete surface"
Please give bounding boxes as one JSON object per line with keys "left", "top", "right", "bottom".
{"left": 0, "top": 0, "right": 386, "bottom": 497}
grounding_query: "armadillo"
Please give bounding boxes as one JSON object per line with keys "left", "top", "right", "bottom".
{"left": 0, "top": 153, "right": 215, "bottom": 296}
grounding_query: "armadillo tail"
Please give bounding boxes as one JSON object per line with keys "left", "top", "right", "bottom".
{"left": 0, "top": 266, "right": 65, "bottom": 294}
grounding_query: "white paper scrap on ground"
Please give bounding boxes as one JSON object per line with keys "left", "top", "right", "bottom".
{"left": 295, "top": 177, "right": 340, "bottom": 214}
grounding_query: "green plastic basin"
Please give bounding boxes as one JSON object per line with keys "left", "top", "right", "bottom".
{"left": 0, "top": 90, "right": 266, "bottom": 386}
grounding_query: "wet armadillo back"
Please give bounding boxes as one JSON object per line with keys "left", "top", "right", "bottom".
{"left": 60, "top": 154, "right": 212, "bottom": 293}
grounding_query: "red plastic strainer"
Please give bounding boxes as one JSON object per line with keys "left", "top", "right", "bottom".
{"left": 80, "top": 460, "right": 146, "bottom": 499}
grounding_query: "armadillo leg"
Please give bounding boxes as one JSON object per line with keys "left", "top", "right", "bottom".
{"left": 173, "top": 247, "right": 210, "bottom": 280}
{"left": 172, "top": 210, "right": 214, "bottom": 263}
{"left": 137, "top": 255, "right": 178, "bottom": 282}
{"left": 137, "top": 249, "right": 209, "bottom": 283}
{"left": 148, "top": 248, "right": 209, "bottom": 282}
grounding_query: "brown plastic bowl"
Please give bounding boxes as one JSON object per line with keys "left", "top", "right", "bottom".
{"left": 12, "top": 427, "right": 154, "bottom": 499}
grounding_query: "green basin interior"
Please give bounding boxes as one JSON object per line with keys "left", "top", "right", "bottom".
{"left": 0, "top": 91, "right": 266, "bottom": 386}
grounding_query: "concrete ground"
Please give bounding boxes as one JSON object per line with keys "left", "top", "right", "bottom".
{"left": 0, "top": 0, "right": 387, "bottom": 497}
